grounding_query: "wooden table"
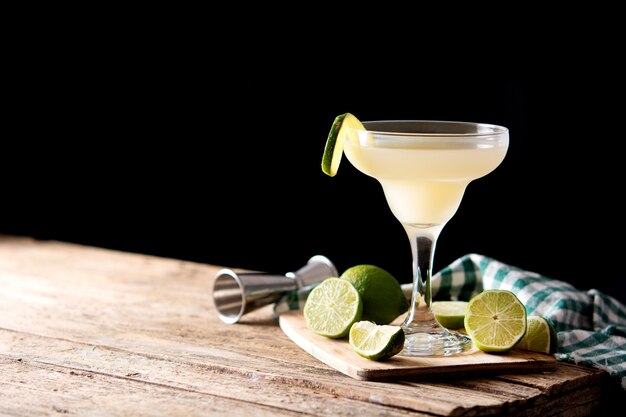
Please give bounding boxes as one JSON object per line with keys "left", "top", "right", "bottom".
{"left": 0, "top": 235, "right": 614, "bottom": 416}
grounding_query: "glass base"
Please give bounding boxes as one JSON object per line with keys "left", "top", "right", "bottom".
{"left": 400, "top": 330, "right": 472, "bottom": 356}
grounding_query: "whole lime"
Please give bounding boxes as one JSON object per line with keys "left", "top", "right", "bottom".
{"left": 340, "top": 264, "right": 408, "bottom": 325}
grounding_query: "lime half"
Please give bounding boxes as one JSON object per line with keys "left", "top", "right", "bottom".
{"left": 303, "top": 278, "right": 362, "bottom": 338}
{"left": 349, "top": 321, "right": 405, "bottom": 361}
{"left": 464, "top": 290, "right": 527, "bottom": 353}
{"left": 515, "top": 315, "right": 558, "bottom": 354}
{"left": 432, "top": 301, "right": 468, "bottom": 330}
{"left": 321, "top": 113, "right": 365, "bottom": 176}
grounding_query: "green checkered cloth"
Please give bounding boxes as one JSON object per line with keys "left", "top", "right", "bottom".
{"left": 433, "top": 254, "right": 626, "bottom": 389}
{"left": 274, "top": 253, "right": 626, "bottom": 389}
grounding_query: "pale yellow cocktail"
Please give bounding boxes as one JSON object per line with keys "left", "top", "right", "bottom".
{"left": 344, "top": 136, "right": 507, "bottom": 226}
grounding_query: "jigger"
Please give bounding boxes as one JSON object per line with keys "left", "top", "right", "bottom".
{"left": 212, "top": 255, "right": 338, "bottom": 324}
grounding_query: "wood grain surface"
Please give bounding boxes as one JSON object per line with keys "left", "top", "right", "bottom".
{"left": 0, "top": 235, "right": 613, "bottom": 416}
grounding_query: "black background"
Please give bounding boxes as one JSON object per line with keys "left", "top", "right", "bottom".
{"left": 3, "top": 45, "right": 625, "bottom": 303}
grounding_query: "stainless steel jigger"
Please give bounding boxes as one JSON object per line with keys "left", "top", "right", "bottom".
{"left": 212, "top": 255, "right": 338, "bottom": 324}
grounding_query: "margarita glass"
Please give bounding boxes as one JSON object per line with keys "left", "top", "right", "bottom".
{"left": 343, "top": 121, "right": 509, "bottom": 356}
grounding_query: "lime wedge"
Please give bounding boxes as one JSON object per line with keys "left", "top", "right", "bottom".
{"left": 303, "top": 278, "right": 362, "bottom": 338}
{"left": 349, "top": 321, "right": 405, "bottom": 361}
{"left": 515, "top": 315, "right": 558, "bottom": 354}
{"left": 432, "top": 301, "right": 468, "bottom": 330}
{"left": 464, "top": 290, "right": 527, "bottom": 352}
{"left": 321, "top": 113, "right": 365, "bottom": 177}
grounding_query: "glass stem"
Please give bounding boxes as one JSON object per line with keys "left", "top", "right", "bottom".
{"left": 401, "top": 224, "right": 447, "bottom": 334}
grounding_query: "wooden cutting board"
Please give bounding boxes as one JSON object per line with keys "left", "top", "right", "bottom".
{"left": 279, "top": 310, "right": 557, "bottom": 381}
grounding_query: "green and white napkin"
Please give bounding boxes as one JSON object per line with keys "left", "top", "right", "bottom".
{"left": 433, "top": 253, "right": 626, "bottom": 389}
